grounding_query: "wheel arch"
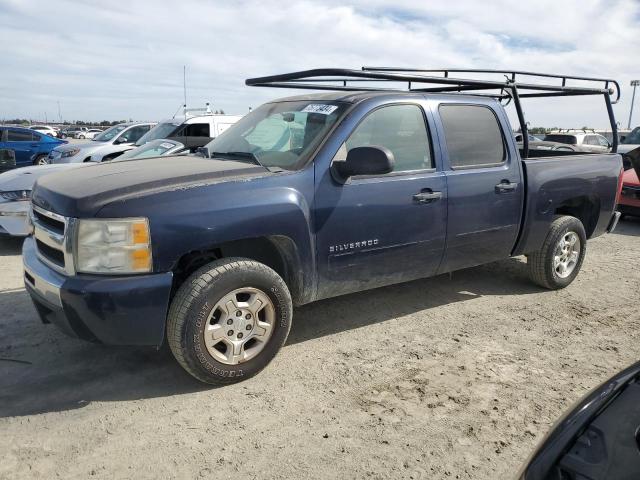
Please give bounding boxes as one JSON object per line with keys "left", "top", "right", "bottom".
{"left": 171, "top": 235, "right": 308, "bottom": 306}
{"left": 554, "top": 195, "right": 600, "bottom": 238}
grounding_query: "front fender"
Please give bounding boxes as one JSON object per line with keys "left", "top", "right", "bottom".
{"left": 97, "top": 171, "right": 317, "bottom": 301}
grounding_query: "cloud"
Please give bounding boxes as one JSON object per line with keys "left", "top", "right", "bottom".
{"left": 0, "top": 0, "right": 637, "bottom": 128}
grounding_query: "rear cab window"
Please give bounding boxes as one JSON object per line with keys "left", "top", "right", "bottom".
{"left": 438, "top": 104, "right": 506, "bottom": 169}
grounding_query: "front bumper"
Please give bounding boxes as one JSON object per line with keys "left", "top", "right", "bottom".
{"left": 23, "top": 236, "right": 173, "bottom": 345}
{"left": 0, "top": 201, "right": 31, "bottom": 236}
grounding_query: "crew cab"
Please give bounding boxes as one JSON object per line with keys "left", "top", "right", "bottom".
{"left": 22, "top": 68, "right": 623, "bottom": 385}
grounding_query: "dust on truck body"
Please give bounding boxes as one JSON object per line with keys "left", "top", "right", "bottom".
{"left": 23, "top": 68, "right": 623, "bottom": 384}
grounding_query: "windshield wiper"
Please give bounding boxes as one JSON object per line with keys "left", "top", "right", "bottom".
{"left": 210, "top": 151, "right": 264, "bottom": 168}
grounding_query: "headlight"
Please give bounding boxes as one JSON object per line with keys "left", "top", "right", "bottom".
{"left": 0, "top": 190, "right": 31, "bottom": 202}
{"left": 61, "top": 148, "right": 80, "bottom": 158}
{"left": 75, "top": 218, "right": 152, "bottom": 274}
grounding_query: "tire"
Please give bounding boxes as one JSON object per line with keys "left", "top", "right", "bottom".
{"left": 78, "top": 134, "right": 85, "bottom": 139}
{"left": 33, "top": 154, "right": 49, "bottom": 165}
{"left": 167, "top": 258, "right": 293, "bottom": 385}
{"left": 527, "top": 215, "right": 587, "bottom": 289}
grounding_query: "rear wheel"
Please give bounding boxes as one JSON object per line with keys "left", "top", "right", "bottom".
{"left": 167, "top": 258, "right": 293, "bottom": 385}
{"left": 527, "top": 216, "right": 586, "bottom": 289}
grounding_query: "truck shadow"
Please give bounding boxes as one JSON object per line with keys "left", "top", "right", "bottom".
{"left": 0, "top": 257, "right": 539, "bottom": 418}
{"left": 611, "top": 216, "right": 640, "bottom": 237}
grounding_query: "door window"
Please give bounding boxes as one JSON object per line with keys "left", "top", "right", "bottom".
{"left": 596, "top": 135, "right": 610, "bottom": 147}
{"left": 120, "top": 125, "right": 151, "bottom": 143}
{"left": 183, "top": 123, "right": 210, "bottom": 137}
{"left": 7, "top": 130, "right": 35, "bottom": 142}
{"left": 335, "top": 104, "right": 432, "bottom": 172}
{"left": 439, "top": 104, "right": 506, "bottom": 168}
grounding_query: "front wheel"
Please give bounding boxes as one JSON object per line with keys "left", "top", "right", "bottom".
{"left": 33, "top": 155, "right": 49, "bottom": 165}
{"left": 167, "top": 258, "right": 293, "bottom": 385}
{"left": 527, "top": 215, "right": 587, "bottom": 289}
{"left": 78, "top": 134, "right": 85, "bottom": 139}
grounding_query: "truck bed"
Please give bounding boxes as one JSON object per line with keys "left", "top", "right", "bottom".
{"left": 514, "top": 153, "right": 622, "bottom": 256}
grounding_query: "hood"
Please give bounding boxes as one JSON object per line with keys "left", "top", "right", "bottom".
{"left": 0, "top": 164, "right": 85, "bottom": 191}
{"left": 32, "top": 155, "right": 268, "bottom": 217}
{"left": 53, "top": 141, "right": 103, "bottom": 153}
{"left": 623, "top": 167, "right": 639, "bottom": 185}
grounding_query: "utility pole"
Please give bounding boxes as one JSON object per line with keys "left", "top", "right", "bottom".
{"left": 628, "top": 80, "right": 640, "bottom": 129}
{"left": 57, "top": 101, "right": 62, "bottom": 123}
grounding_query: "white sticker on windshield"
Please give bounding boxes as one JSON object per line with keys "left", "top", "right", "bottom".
{"left": 160, "top": 142, "right": 174, "bottom": 149}
{"left": 301, "top": 104, "right": 338, "bottom": 115}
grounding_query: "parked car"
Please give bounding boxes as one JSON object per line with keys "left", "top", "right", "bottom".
{"left": 0, "top": 126, "right": 67, "bottom": 166}
{"left": 519, "top": 360, "right": 640, "bottom": 479}
{"left": 58, "top": 126, "right": 88, "bottom": 139}
{"left": 132, "top": 108, "right": 242, "bottom": 152}
{"left": 517, "top": 139, "right": 585, "bottom": 153}
{"left": 616, "top": 126, "right": 640, "bottom": 156}
{"left": 29, "top": 125, "right": 58, "bottom": 137}
{"left": 116, "top": 139, "right": 190, "bottom": 160}
{"left": 514, "top": 133, "right": 542, "bottom": 142}
{"left": 75, "top": 128, "right": 103, "bottom": 140}
{"left": 0, "top": 139, "right": 191, "bottom": 237}
{"left": 0, "top": 163, "right": 83, "bottom": 236}
{"left": 544, "top": 131, "right": 613, "bottom": 153}
{"left": 618, "top": 146, "right": 640, "bottom": 219}
{"left": 22, "top": 68, "right": 622, "bottom": 385}
{"left": 48, "top": 122, "right": 155, "bottom": 164}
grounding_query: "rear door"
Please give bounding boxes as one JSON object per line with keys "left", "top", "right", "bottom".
{"left": 434, "top": 101, "right": 524, "bottom": 273}
{"left": 314, "top": 102, "right": 448, "bottom": 299}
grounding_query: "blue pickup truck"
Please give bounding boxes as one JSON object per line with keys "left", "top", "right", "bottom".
{"left": 22, "top": 68, "right": 623, "bottom": 385}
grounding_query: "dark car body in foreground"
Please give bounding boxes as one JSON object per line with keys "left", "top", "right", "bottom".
{"left": 519, "top": 361, "right": 640, "bottom": 479}
{"left": 22, "top": 68, "right": 623, "bottom": 384}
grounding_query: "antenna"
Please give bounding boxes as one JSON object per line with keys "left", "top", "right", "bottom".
{"left": 183, "top": 65, "right": 187, "bottom": 111}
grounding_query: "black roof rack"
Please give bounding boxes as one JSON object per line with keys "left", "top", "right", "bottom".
{"left": 245, "top": 67, "right": 621, "bottom": 157}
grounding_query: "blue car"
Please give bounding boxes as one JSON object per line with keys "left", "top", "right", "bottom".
{"left": 0, "top": 126, "right": 67, "bottom": 167}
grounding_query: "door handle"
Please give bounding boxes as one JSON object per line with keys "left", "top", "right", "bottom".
{"left": 413, "top": 190, "right": 442, "bottom": 204}
{"left": 495, "top": 181, "right": 518, "bottom": 194}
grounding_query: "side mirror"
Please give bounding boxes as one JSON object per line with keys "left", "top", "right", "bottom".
{"left": 333, "top": 146, "right": 394, "bottom": 179}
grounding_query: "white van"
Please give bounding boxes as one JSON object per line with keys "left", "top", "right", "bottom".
{"left": 134, "top": 105, "right": 243, "bottom": 151}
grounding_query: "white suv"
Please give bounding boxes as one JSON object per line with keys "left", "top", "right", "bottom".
{"left": 543, "top": 130, "right": 611, "bottom": 153}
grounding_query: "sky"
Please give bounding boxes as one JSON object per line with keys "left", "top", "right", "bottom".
{"left": 1, "top": 0, "right": 639, "bottom": 129}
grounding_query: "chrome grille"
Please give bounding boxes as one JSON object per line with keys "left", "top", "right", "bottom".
{"left": 31, "top": 205, "right": 76, "bottom": 275}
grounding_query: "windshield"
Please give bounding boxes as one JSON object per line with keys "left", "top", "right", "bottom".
{"left": 135, "top": 121, "right": 181, "bottom": 146}
{"left": 117, "top": 140, "right": 181, "bottom": 160}
{"left": 622, "top": 127, "right": 640, "bottom": 144}
{"left": 93, "top": 124, "right": 127, "bottom": 142}
{"left": 205, "top": 101, "right": 347, "bottom": 170}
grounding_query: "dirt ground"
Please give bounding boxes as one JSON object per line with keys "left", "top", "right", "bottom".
{"left": 1, "top": 219, "right": 639, "bottom": 480}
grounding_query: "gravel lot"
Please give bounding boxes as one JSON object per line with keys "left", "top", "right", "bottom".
{"left": 1, "top": 219, "right": 639, "bottom": 479}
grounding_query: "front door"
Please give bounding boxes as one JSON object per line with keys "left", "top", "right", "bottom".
{"left": 314, "top": 102, "right": 447, "bottom": 299}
